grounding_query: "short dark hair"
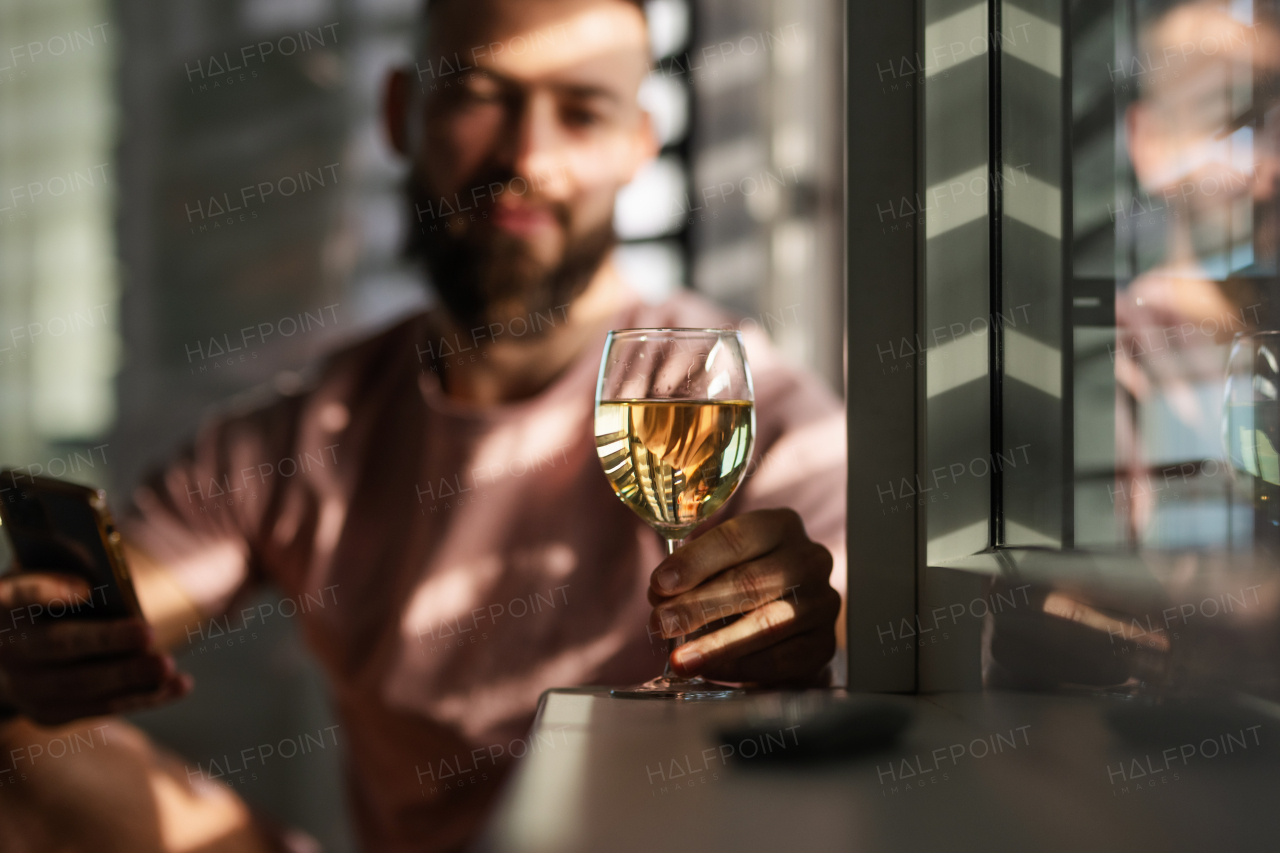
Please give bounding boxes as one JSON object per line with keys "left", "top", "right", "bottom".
{"left": 416, "top": 0, "right": 648, "bottom": 61}
{"left": 422, "top": 0, "right": 645, "bottom": 15}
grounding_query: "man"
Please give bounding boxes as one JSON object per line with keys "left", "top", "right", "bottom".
{"left": 0, "top": 0, "right": 845, "bottom": 849}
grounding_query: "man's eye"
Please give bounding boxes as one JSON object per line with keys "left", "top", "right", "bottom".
{"left": 563, "top": 107, "right": 604, "bottom": 128}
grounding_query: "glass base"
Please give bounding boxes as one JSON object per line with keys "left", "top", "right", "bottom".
{"left": 611, "top": 675, "right": 743, "bottom": 700}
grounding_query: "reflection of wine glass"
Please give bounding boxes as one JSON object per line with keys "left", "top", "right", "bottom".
{"left": 595, "top": 329, "right": 755, "bottom": 699}
{"left": 1224, "top": 331, "right": 1280, "bottom": 550}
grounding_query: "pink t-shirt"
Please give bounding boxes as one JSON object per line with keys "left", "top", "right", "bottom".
{"left": 124, "top": 291, "right": 846, "bottom": 852}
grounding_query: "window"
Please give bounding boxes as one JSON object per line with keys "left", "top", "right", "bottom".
{"left": 848, "top": 0, "right": 1280, "bottom": 696}
{"left": 0, "top": 1, "right": 119, "bottom": 465}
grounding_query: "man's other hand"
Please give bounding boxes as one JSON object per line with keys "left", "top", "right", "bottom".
{"left": 0, "top": 572, "right": 191, "bottom": 726}
{"left": 648, "top": 508, "right": 841, "bottom": 686}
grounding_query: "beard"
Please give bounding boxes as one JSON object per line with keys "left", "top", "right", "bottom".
{"left": 405, "top": 169, "right": 616, "bottom": 334}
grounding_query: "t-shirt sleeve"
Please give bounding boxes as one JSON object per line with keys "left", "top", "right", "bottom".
{"left": 732, "top": 338, "right": 847, "bottom": 599}
{"left": 121, "top": 390, "right": 305, "bottom": 619}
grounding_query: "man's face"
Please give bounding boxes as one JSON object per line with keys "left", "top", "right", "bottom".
{"left": 1128, "top": 7, "right": 1280, "bottom": 232}
{"left": 401, "top": 0, "right": 655, "bottom": 331}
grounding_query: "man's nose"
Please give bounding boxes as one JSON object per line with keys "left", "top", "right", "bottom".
{"left": 502, "top": 92, "right": 571, "bottom": 198}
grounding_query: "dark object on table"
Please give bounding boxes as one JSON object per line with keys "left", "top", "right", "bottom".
{"left": 718, "top": 697, "right": 914, "bottom": 766}
{"left": 1104, "top": 697, "right": 1279, "bottom": 758}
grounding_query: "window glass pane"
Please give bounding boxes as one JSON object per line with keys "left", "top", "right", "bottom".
{"left": 0, "top": 2, "right": 119, "bottom": 459}
{"left": 1001, "top": 0, "right": 1069, "bottom": 548}
{"left": 924, "top": 0, "right": 995, "bottom": 563}
{"left": 1069, "top": 0, "right": 1279, "bottom": 554}
{"left": 918, "top": 0, "right": 1280, "bottom": 697}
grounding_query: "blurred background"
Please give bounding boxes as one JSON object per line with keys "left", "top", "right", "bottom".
{"left": 0, "top": 0, "right": 845, "bottom": 846}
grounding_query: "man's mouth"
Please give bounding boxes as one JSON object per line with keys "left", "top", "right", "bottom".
{"left": 491, "top": 204, "right": 558, "bottom": 237}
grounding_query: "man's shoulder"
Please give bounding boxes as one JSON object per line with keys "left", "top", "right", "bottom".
{"left": 212, "top": 312, "right": 424, "bottom": 426}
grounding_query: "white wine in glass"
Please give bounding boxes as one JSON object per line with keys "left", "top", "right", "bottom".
{"left": 594, "top": 329, "right": 755, "bottom": 699}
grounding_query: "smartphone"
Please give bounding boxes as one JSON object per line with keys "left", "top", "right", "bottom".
{"left": 0, "top": 471, "right": 144, "bottom": 620}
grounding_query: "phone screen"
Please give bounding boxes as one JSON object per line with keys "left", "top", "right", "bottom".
{"left": 0, "top": 476, "right": 139, "bottom": 620}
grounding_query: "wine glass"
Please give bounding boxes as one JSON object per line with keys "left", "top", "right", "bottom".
{"left": 594, "top": 328, "right": 756, "bottom": 699}
{"left": 1224, "top": 331, "right": 1280, "bottom": 552}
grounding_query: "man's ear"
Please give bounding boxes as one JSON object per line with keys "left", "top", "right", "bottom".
{"left": 383, "top": 68, "right": 413, "bottom": 157}
{"left": 625, "top": 109, "right": 661, "bottom": 182}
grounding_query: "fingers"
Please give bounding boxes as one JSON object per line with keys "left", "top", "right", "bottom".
{"left": 697, "top": 629, "right": 836, "bottom": 687}
{"left": 985, "top": 577, "right": 1172, "bottom": 689}
{"left": 0, "top": 615, "right": 191, "bottom": 726}
{"left": 17, "top": 653, "right": 177, "bottom": 703}
{"left": 0, "top": 572, "right": 93, "bottom": 611}
{"left": 2, "top": 619, "right": 153, "bottom": 665}
{"left": 989, "top": 615, "right": 1130, "bottom": 687}
{"left": 989, "top": 593, "right": 1136, "bottom": 687}
{"left": 25, "top": 675, "right": 193, "bottom": 728}
{"left": 105, "top": 675, "right": 194, "bottom": 716}
{"left": 650, "top": 542, "right": 832, "bottom": 637}
{"left": 651, "top": 509, "right": 806, "bottom": 597}
{"left": 668, "top": 588, "right": 841, "bottom": 678}
{"left": 1041, "top": 592, "right": 1169, "bottom": 652}
{"left": 0, "top": 576, "right": 192, "bottom": 727}
{"left": 4, "top": 651, "right": 193, "bottom": 726}
{"left": 643, "top": 508, "right": 840, "bottom": 688}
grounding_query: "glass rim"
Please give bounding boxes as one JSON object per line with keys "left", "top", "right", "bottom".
{"left": 606, "top": 327, "right": 743, "bottom": 338}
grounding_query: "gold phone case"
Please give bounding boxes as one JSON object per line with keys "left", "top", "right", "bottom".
{"left": 0, "top": 472, "right": 144, "bottom": 618}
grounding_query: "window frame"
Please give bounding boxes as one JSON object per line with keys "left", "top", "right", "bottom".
{"left": 845, "top": 0, "right": 923, "bottom": 692}
{"left": 845, "top": 0, "right": 1077, "bottom": 692}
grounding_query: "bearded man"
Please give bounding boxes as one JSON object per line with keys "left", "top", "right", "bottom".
{"left": 0, "top": 0, "right": 845, "bottom": 849}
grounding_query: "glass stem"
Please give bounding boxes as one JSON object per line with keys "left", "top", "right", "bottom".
{"left": 662, "top": 536, "right": 686, "bottom": 681}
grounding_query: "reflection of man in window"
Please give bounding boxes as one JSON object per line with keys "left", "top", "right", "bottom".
{"left": 988, "top": 2, "right": 1280, "bottom": 695}
{"left": 1117, "top": 1, "right": 1280, "bottom": 539}
{"left": 0, "top": 0, "right": 846, "bottom": 849}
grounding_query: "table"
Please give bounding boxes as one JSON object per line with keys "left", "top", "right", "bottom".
{"left": 476, "top": 688, "right": 1280, "bottom": 852}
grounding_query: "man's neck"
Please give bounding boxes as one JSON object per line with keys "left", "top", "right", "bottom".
{"left": 428, "top": 262, "right": 634, "bottom": 406}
